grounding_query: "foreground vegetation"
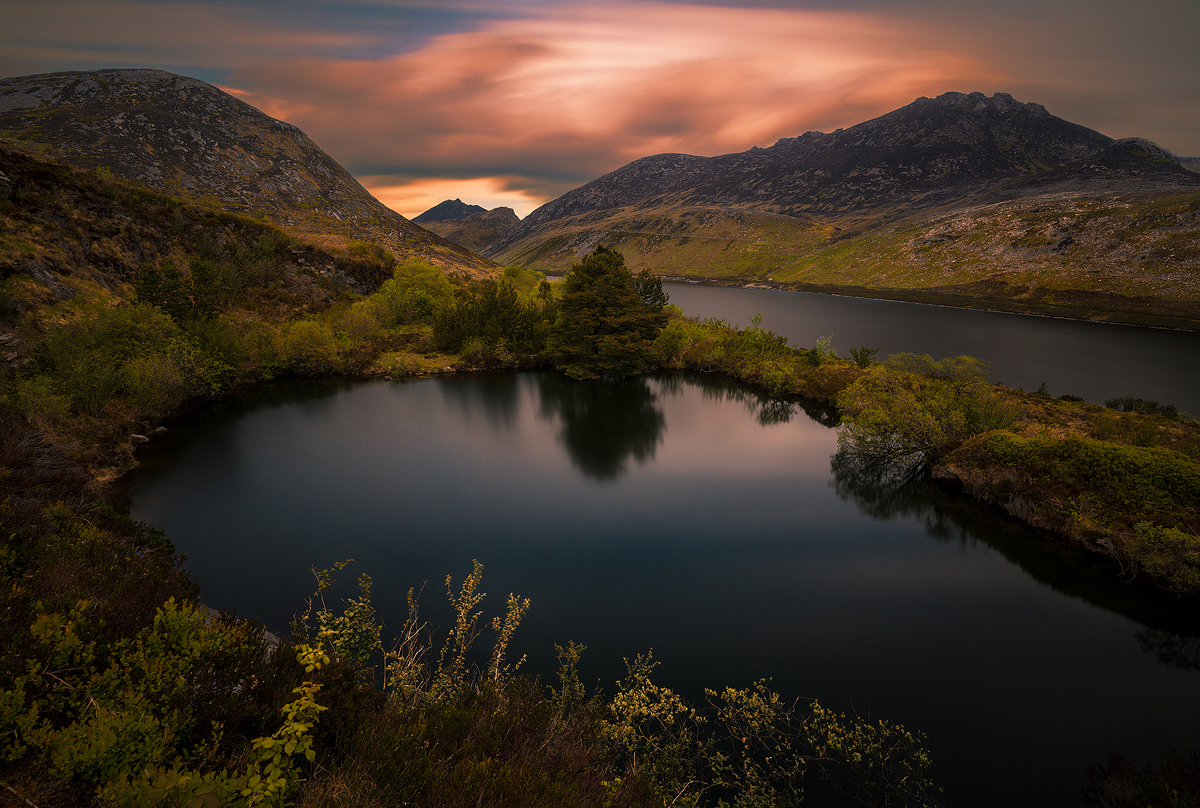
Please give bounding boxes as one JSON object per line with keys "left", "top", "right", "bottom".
{"left": 2, "top": 144, "right": 1198, "bottom": 805}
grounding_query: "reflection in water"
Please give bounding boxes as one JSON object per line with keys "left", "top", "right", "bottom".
{"left": 438, "top": 372, "right": 522, "bottom": 430}
{"left": 1137, "top": 630, "right": 1200, "bottom": 671}
{"left": 830, "top": 449, "right": 1200, "bottom": 660}
{"left": 537, "top": 374, "right": 665, "bottom": 481}
{"left": 667, "top": 372, "right": 839, "bottom": 427}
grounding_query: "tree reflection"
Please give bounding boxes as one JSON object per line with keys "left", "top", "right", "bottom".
{"left": 829, "top": 451, "right": 962, "bottom": 540}
{"left": 1137, "top": 629, "right": 1200, "bottom": 671}
{"left": 831, "top": 448, "right": 1200, "bottom": 661}
{"left": 669, "top": 372, "right": 838, "bottom": 427}
{"left": 438, "top": 372, "right": 522, "bottom": 430}
{"left": 537, "top": 374, "right": 665, "bottom": 482}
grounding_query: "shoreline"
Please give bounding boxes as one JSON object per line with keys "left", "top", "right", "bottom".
{"left": 640, "top": 275, "right": 1200, "bottom": 332}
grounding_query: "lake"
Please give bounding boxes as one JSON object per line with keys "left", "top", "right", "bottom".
{"left": 129, "top": 369, "right": 1200, "bottom": 807}
{"left": 664, "top": 282, "right": 1200, "bottom": 415}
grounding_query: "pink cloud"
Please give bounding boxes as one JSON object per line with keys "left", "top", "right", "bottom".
{"left": 225, "top": 2, "right": 1004, "bottom": 209}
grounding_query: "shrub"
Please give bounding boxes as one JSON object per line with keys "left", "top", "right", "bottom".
{"left": 31, "top": 302, "right": 231, "bottom": 417}
{"left": 372, "top": 259, "right": 456, "bottom": 325}
{"left": 836, "top": 366, "right": 1015, "bottom": 465}
{"left": 284, "top": 321, "right": 341, "bottom": 376}
{"left": 1126, "top": 522, "right": 1200, "bottom": 594}
{"left": 849, "top": 345, "right": 879, "bottom": 369}
{"left": 884, "top": 352, "right": 990, "bottom": 382}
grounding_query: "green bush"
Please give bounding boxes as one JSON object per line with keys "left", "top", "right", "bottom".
{"left": 434, "top": 278, "right": 554, "bottom": 359}
{"left": 31, "top": 303, "right": 232, "bottom": 417}
{"left": 884, "top": 352, "right": 990, "bottom": 382}
{"left": 1127, "top": 522, "right": 1200, "bottom": 594}
{"left": 958, "top": 432, "right": 1200, "bottom": 515}
{"left": 836, "top": 366, "right": 1015, "bottom": 465}
{"left": 285, "top": 321, "right": 341, "bottom": 376}
{"left": 372, "top": 258, "right": 456, "bottom": 325}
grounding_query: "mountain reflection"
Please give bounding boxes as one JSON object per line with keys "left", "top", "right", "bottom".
{"left": 831, "top": 449, "right": 1200, "bottom": 662}
{"left": 537, "top": 374, "right": 665, "bottom": 482}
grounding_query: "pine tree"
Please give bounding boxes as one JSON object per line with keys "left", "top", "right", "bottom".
{"left": 547, "top": 247, "right": 668, "bottom": 379}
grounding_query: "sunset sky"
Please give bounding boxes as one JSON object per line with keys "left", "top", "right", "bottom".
{"left": 3, "top": 0, "right": 1198, "bottom": 218}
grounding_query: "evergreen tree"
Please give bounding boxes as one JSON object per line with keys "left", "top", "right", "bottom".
{"left": 548, "top": 246, "right": 668, "bottom": 379}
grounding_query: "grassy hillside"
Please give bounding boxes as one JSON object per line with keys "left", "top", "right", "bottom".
{"left": 0, "top": 69, "right": 497, "bottom": 279}
{"left": 493, "top": 191, "right": 1200, "bottom": 328}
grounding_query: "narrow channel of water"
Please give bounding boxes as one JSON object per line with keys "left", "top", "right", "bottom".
{"left": 664, "top": 283, "right": 1200, "bottom": 415}
{"left": 128, "top": 373, "right": 1200, "bottom": 808}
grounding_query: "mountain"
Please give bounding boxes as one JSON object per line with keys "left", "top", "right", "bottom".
{"left": 487, "top": 92, "right": 1200, "bottom": 328}
{"left": 0, "top": 69, "right": 495, "bottom": 279}
{"left": 413, "top": 198, "right": 487, "bottom": 223}
{"left": 419, "top": 207, "right": 522, "bottom": 253}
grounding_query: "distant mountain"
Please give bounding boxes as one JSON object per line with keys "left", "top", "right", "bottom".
{"left": 420, "top": 207, "right": 521, "bottom": 253}
{"left": 487, "top": 92, "right": 1200, "bottom": 327}
{"left": 0, "top": 69, "right": 495, "bottom": 279}
{"left": 413, "top": 199, "right": 487, "bottom": 223}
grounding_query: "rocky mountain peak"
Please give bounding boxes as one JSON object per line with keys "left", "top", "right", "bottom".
{"left": 417, "top": 205, "right": 521, "bottom": 253}
{"left": 413, "top": 198, "right": 487, "bottom": 223}
{"left": 924, "top": 91, "right": 1049, "bottom": 116}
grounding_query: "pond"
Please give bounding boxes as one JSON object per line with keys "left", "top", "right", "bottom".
{"left": 128, "top": 372, "right": 1200, "bottom": 808}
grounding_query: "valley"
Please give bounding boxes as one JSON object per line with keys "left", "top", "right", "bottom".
{"left": 0, "top": 69, "right": 1198, "bottom": 807}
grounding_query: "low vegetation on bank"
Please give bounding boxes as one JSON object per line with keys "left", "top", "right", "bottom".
{"left": 2, "top": 145, "right": 1198, "bottom": 805}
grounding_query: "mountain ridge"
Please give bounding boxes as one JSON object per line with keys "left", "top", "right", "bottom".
{"left": 486, "top": 91, "right": 1200, "bottom": 327}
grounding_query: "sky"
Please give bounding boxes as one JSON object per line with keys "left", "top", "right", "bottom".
{"left": 3, "top": 0, "right": 1199, "bottom": 218}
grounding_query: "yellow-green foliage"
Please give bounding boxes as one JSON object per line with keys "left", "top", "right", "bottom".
{"left": 803, "top": 701, "right": 937, "bottom": 807}
{"left": 948, "top": 431, "right": 1200, "bottom": 592}
{"left": 955, "top": 432, "right": 1200, "bottom": 519}
{"left": 836, "top": 362, "right": 1015, "bottom": 464}
{"left": 283, "top": 320, "right": 340, "bottom": 376}
{"left": 1127, "top": 522, "right": 1200, "bottom": 594}
{"left": 28, "top": 302, "right": 234, "bottom": 420}
{"left": 653, "top": 308, "right": 872, "bottom": 403}
{"left": 1, "top": 600, "right": 261, "bottom": 799}
{"left": 332, "top": 299, "right": 387, "bottom": 341}
{"left": 371, "top": 258, "right": 456, "bottom": 324}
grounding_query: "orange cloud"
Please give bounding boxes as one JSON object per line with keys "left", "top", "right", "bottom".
{"left": 226, "top": 2, "right": 1003, "bottom": 208}
{"left": 360, "top": 176, "right": 547, "bottom": 219}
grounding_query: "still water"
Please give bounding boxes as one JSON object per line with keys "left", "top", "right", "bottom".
{"left": 665, "top": 283, "right": 1200, "bottom": 415}
{"left": 129, "top": 373, "right": 1200, "bottom": 808}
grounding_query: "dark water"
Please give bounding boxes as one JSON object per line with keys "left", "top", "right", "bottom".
{"left": 665, "top": 283, "right": 1200, "bottom": 415}
{"left": 128, "top": 373, "right": 1200, "bottom": 808}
